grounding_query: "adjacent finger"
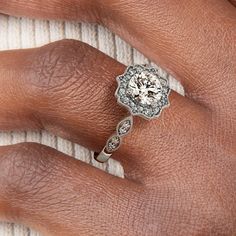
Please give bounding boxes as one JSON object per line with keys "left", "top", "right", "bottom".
{"left": 0, "top": 40, "right": 205, "bottom": 180}
{"left": 100, "top": 0, "right": 236, "bottom": 110}
{"left": 0, "top": 143, "right": 137, "bottom": 235}
{"left": 0, "top": 0, "right": 97, "bottom": 21}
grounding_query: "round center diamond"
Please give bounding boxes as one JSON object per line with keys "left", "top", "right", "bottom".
{"left": 127, "top": 71, "right": 163, "bottom": 106}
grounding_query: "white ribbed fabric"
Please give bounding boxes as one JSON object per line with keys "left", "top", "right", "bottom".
{"left": 0, "top": 15, "right": 183, "bottom": 236}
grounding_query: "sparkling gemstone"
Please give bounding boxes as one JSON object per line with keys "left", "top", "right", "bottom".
{"left": 127, "top": 71, "right": 163, "bottom": 107}
{"left": 121, "top": 97, "right": 129, "bottom": 104}
{"left": 144, "top": 109, "right": 153, "bottom": 117}
{"left": 119, "top": 88, "right": 125, "bottom": 95}
{"left": 106, "top": 135, "right": 121, "bottom": 153}
{"left": 138, "top": 107, "right": 144, "bottom": 112}
{"left": 117, "top": 119, "right": 132, "bottom": 136}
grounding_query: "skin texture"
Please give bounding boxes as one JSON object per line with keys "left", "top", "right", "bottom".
{"left": 0, "top": 0, "right": 235, "bottom": 235}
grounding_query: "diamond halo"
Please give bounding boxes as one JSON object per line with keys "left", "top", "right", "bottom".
{"left": 115, "top": 65, "right": 170, "bottom": 120}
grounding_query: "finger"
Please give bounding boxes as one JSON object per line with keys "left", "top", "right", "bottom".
{"left": 100, "top": 0, "right": 236, "bottom": 110}
{"left": 229, "top": 0, "right": 236, "bottom": 7}
{"left": 0, "top": 143, "right": 137, "bottom": 235}
{"left": 0, "top": 0, "right": 97, "bottom": 21}
{"left": 0, "top": 40, "right": 206, "bottom": 180}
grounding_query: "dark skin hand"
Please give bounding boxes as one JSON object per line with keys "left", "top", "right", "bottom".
{"left": 0, "top": 0, "right": 235, "bottom": 235}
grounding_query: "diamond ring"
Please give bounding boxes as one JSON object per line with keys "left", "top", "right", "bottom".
{"left": 94, "top": 64, "right": 171, "bottom": 163}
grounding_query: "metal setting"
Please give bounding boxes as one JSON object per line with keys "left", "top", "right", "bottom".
{"left": 115, "top": 64, "right": 170, "bottom": 120}
{"left": 95, "top": 115, "right": 133, "bottom": 163}
{"left": 95, "top": 148, "right": 112, "bottom": 163}
{"left": 94, "top": 64, "right": 171, "bottom": 163}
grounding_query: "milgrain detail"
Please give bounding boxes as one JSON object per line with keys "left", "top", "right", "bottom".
{"left": 0, "top": 15, "right": 182, "bottom": 236}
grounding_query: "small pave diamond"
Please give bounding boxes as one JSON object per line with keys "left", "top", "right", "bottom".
{"left": 106, "top": 135, "right": 121, "bottom": 153}
{"left": 117, "top": 118, "right": 132, "bottom": 136}
{"left": 119, "top": 88, "right": 125, "bottom": 95}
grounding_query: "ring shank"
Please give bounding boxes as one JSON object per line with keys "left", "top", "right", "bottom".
{"left": 94, "top": 115, "right": 133, "bottom": 163}
{"left": 95, "top": 149, "right": 112, "bottom": 163}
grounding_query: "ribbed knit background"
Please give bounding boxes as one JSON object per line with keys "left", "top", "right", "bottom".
{"left": 0, "top": 15, "right": 183, "bottom": 236}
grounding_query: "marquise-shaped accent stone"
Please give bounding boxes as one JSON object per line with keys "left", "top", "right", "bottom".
{"left": 117, "top": 117, "right": 133, "bottom": 136}
{"left": 106, "top": 135, "right": 121, "bottom": 153}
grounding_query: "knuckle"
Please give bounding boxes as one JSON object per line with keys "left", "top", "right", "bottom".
{"left": 0, "top": 143, "right": 76, "bottom": 221}
{"left": 29, "top": 39, "right": 100, "bottom": 106}
{"left": 25, "top": 39, "right": 114, "bottom": 125}
{"left": 0, "top": 143, "right": 53, "bottom": 201}
{"left": 25, "top": 39, "right": 99, "bottom": 120}
{"left": 30, "top": 39, "right": 89, "bottom": 94}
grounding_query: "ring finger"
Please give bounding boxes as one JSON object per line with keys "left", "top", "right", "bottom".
{"left": 0, "top": 39, "right": 208, "bottom": 181}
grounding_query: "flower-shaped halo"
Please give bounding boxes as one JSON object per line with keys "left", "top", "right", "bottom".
{"left": 115, "top": 65, "right": 170, "bottom": 120}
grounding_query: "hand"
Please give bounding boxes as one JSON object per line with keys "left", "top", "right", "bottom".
{"left": 0, "top": 1, "right": 235, "bottom": 235}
